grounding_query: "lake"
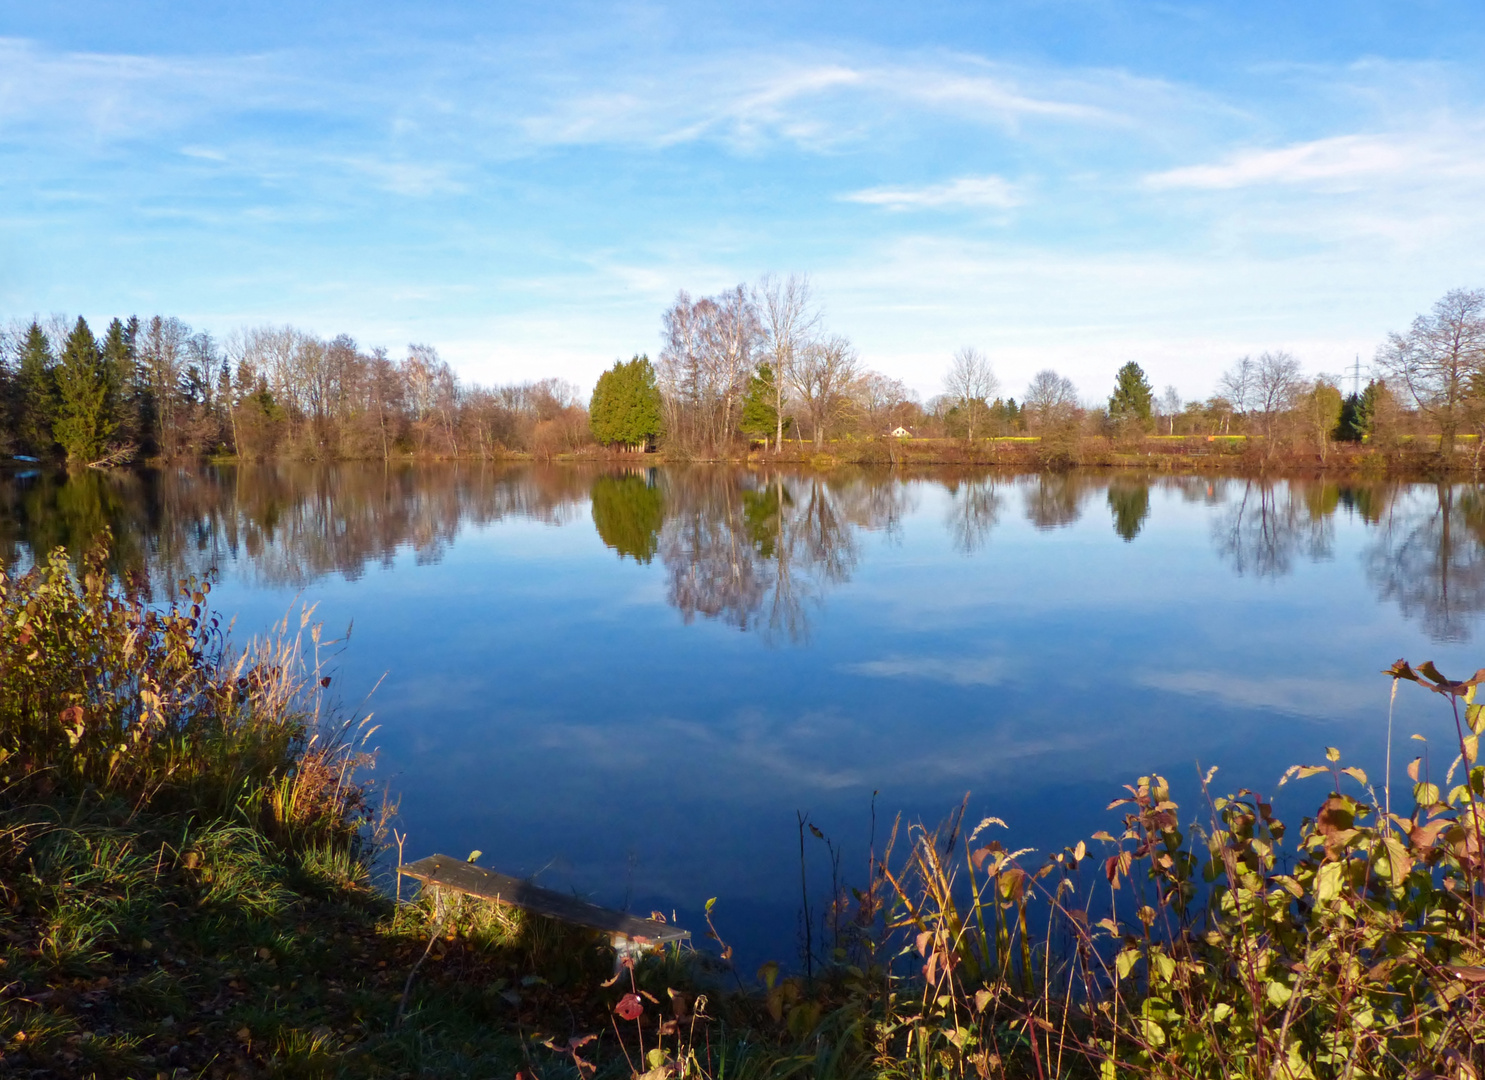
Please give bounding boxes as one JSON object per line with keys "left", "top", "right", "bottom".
{"left": 3, "top": 463, "right": 1483, "bottom": 968}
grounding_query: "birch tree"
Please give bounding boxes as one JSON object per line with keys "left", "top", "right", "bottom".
{"left": 757, "top": 274, "right": 821, "bottom": 450}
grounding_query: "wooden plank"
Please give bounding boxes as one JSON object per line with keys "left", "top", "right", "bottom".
{"left": 398, "top": 855, "right": 689, "bottom": 944}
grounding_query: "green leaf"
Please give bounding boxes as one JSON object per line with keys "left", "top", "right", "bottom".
{"left": 1115, "top": 948, "right": 1140, "bottom": 979}
{"left": 1151, "top": 951, "right": 1175, "bottom": 983}
{"left": 1469, "top": 704, "right": 1485, "bottom": 736}
{"left": 1266, "top": 979, "right": 1293, "bottom": 1008}
{"left": 705, "top": 897, "right": 717, "bottom": 913}
{"left": 1212, "top": 1002, "right": 1233, "bottom": 1023}
{"left": 1315, "top": 861, "right": 1346, "bottom": 904}
{"left": 466, "top": 850, "right": 482, "bottom": 864}
{"left": 1325, "top": 746, "right": 1340, "bottom": 763}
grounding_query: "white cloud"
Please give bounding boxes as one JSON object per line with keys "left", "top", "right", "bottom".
{"left": 514, "top": 51, "right": 1131, "bottom": 153}
{"left": 842, "top": 175, "right": 1022, "bottom": 211}
{"left": 1134, "top": 670, "right": 1379, "bottom": 719}
{"left": 842, "top": 655, "right": 1009, "bottom": 686}
{"left": 1145, "top": 130, "right": 1485, "bottom": 191}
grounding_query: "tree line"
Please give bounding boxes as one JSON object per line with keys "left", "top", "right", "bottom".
{"left": 0, "top": 315, "right": 590, "bottom": 464}
{"left": 4, "top": 285, "right": 1480, "bottom": 463}
{"left": 588, "top": 281, "right": 1485, "bottom": 460}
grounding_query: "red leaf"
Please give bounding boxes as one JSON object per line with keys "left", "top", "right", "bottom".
{"left": 615, "top": 993, "right": 644, "bottom": 1021}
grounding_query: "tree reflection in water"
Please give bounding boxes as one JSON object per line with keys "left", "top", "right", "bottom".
{"left": 8, "top": 465, "right": 1485, "bottom": 645}
{"left": 1211, "top": 479, "right": 1336, "bottom": 578}
{"left": 654, "top": 470, "right": 907, "bottom": 642}
{"left": 944, "top": 474, "right": 1002, "bottom": 554}
{"left": 1364, "top": 484, "right": 1485, "bottom": 643}
{"left": 1107, "top": 479, "right": 1151, "bottom": 542}
{"left": 1022, "top": 473, "right": 1095, "bottom": 530}
{"left": 590, "top": 471, "right": 664, "bottom": 563}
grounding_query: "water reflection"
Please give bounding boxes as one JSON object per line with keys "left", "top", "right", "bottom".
{"left": 1107, "top": 480, "right": 1151, "bottom": 542}
{"left": 591, "top": 472, "right": 664, "bottom": 564}
{"left": 1023, "top": 473, "right": 1094, "bottom": 530}
{"left": 1364, "top": 486, "right": 1485, "bottom": 643}
{"left": 655, "top": 471, "right": 905, "bottom": 642}
{"left": 1211, "top": 480, "right": 1335, "bottom": 578}
{"left": 944, "top": 475, "right": 1002, "bottom": 554}
{"left": 8, "top": 465, "right": 1485, "bottom": 644}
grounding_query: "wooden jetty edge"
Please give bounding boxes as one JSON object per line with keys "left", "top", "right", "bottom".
{"left": 398, "top": 855, "right": 689, "bottom": 958}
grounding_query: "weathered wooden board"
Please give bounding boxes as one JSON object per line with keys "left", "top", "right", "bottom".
{"left": 398, "top": 855, "right": 689, "bottom": 944}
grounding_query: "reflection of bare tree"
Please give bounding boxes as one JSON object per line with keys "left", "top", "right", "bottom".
{"left": 0, "top": 463, "right": 592, "bottom": 594}
{"left": 944, "top": 474, "right": 1002, "bottom": 553}
{"left": 659, "top": 471, "right": 772, "bottom": 631}
{"left": 1022, "top": 473, "right": 1094, "bottom": 530}
{"left": 1365, "top": 485, "right": 1485, "bottom": 643}
{"left": 1211, "top": 480, "right": 1335, "bottom": 577}
{"left": 657, "top": 470, "right": 871, "bottom": 642}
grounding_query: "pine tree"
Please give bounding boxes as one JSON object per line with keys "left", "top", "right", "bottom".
{"left": 53, "top": 317, "right": 115, "bottom": 464}
{"left": 14, "top": 322, "right": 57, "bottom": 457}
{"left": 740, "top": 363, "right": 788, "bottom": 446}
{"left": 589, "top": 355, "right": 663, "bottom": 450}
{"left": 100, "top": 317, "right": 139, "bottom": 444}
{"left": 1108, "top": 361, "right": 1155, "bottom": 431}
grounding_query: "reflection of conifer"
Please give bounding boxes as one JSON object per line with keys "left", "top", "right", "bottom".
{"left": 1107, "top": 481, "right": 1151, "bottom": 542}
{"left": 590, "top": 474, "right": 664, "bottom": 563}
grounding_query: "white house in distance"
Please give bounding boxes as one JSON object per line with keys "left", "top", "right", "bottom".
{"left": 890, "top": 426, "right": 914, "bottom": 438}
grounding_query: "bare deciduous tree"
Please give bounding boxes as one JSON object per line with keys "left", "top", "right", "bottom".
{"left": 1158, "top": 386, "right": 1182, "bottom": 435}
{"left": 1220, "top": 351, "right": 1303, "bottom": 453}
{"left": 756, "top": 274, "right": 821, "bottom": 450}
{"left": 658, "top": 286, "right": 761, "bottom": 453}
{"left": 792, "top": 335, "right": 861, "bottom": 448}
{"left": 943, "top": 347, "right": 999, "bottom": 441}
{"left": 1376, "top": 287, "right": 1485, "bottom": 453}
{"left": 1024, "top": 369, "right": 1079, "bottom": 432}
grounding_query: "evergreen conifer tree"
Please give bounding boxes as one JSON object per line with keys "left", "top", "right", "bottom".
{"left": 53, "top": 317, "right": 115, "bottom": 464}
{"left": 589, "top": 355, "right": 663, "bottom": 450}
{"left": 100, "top": 317, "right": 139, "bottom": 443}
{"left": 14, "top": 322, "right": 58, "bottom": 457}
{"left": 740, "top": 364, "right": 788, "bottom": 446}
{"left": 1108, "top": 361, "right": 1155, "bottom": 430}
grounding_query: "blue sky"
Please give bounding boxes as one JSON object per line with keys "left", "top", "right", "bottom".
{"left": 2, "top": 0, "right": 1483, "bottom": 402}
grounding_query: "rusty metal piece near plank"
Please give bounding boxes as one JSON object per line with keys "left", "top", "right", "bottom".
{"left": 398, "top": 855, "right": 689, "bottom": 954}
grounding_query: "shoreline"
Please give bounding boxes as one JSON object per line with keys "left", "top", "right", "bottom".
{"left": 5, "top": 434, "right": 1481, "bottom": 479}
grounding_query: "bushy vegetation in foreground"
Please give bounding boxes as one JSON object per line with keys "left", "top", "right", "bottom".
{"left": 3, "top": 543, "right": 1484, "bottom": 1078}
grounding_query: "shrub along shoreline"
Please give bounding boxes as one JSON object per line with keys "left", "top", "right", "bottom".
{"left": 2, "top": 544, "right": 1483, "bottom": 1078}
{"left": 186, "top": 433, "right": 1485, "bottom": 477}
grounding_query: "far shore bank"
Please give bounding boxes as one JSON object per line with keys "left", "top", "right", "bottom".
{"left": 7, "top": 433, "right": 1485, "bottom": 481}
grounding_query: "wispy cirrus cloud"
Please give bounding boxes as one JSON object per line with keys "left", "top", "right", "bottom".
{"left": 842, "top": 174, "right": 1021, "bottom": 211}
{"left": 1145, "top": 129, "right": 1485, "bottom": 191}
{"left": 513, "top": 52, "right": 1131, "bottom": 152}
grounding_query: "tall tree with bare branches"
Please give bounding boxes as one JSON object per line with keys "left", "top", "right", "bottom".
{"left": 793, "top": 335, "right": 860, "bottom": 448}
{"left": 757, "top": 274, "right": 821, "bottom": 451}
{"left": 944, "top": 347, "right": 999, "bottom": 441}
{"left": 1377, "top": 287, "right": 1485, "bottom": 453}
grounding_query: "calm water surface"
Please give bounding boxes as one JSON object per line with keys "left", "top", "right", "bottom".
{"left": 4, "top": 464, "right": 1485, "bottom": 964}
